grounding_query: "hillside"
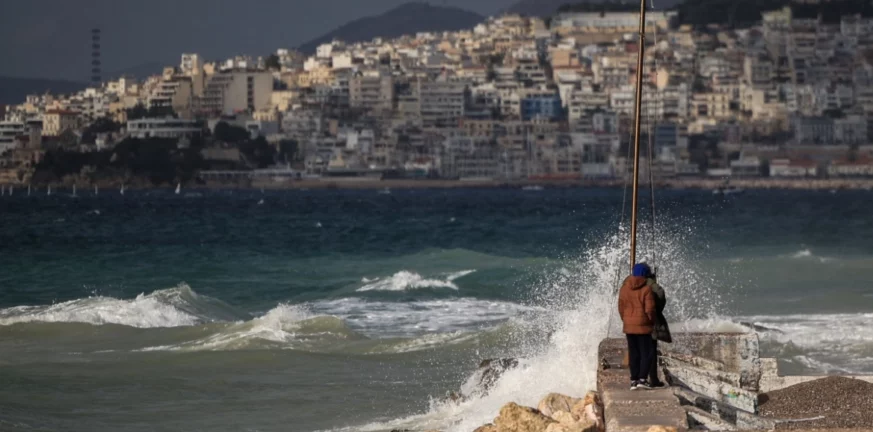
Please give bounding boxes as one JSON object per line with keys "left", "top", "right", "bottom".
{"left": 298, "top": 2, "right": 484, "bottom": 53}
{"left": 0, "top": 76, "right": 85, "bottom": 105}
{"left": 672, "top": 0, "right": 873, "bottom": 28}
{"left": 505, "top": 0, "right": 683, "bottom": 17}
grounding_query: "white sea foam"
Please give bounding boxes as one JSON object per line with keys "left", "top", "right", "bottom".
{"left": 786, "top": 248, "right": 834, "bottom": 263}
{"left": 334, "top": 220, "right": 731, "bottom": 432}
{"left": 0, "top": 284, "right": 205, "bottom": 328}
{"left": 141, "top": 303, "right": 318, "bottom": 352}
{"left": 0, "top": 284, "right": 247, "bottom": 329}
{"left": 740, "top": 312, "right": 873, "bottom": 373}
{"left": 309, "top": 297, "right": 539, "bottom": 338}
{"left": 791, "top": 249, "right": 813, "bottom": 258}
{"left": 356, "top": 269, "right": 476, "bottom": 292}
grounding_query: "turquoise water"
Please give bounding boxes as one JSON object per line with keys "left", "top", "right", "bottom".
{"left": 1, "top": 188, "right": 872, "bottom": 431}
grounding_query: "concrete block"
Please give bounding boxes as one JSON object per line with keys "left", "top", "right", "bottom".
{"left": 665, "top": 365, "right": 759, "bottom": 413}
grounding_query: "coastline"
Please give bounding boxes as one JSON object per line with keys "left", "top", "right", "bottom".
{"left": 5, "top": 177, "right": 873, "bottom": 192}
{"left": 246, "top": 177, "right": 873, "bottom": 191}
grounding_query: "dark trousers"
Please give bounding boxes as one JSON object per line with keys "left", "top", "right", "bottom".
{"left": 626, "top": 334, "right": 655, "bottom": 381}
{"left": 650, "top": 339, "right": 661, "bottom": 384}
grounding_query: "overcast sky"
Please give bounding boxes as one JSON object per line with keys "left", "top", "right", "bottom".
{"left": 0, "top": 0, "right": 519, "bottom": 81}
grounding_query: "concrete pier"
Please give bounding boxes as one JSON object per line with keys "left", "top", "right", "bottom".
{"left": 598, "top": 332, "right": 780, "bottom": 431}
{"left": 598, "top": 338, "right": 689, "bottom": 431}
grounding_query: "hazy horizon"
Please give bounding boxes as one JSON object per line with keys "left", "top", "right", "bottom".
{"left": 0, "top": 0, "right": 512, "bottom": 81}
{"left": 0, "top": 0, "right": 684, "bottom": 82}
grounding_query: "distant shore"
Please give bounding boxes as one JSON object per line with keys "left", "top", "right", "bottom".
{"left": 6, "top": 177, "right": 873, "bottom": 192}
{"left": 244, "top": 177, "right": 873, "bottom": 191}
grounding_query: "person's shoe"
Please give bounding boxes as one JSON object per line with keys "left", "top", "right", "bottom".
{"left": 630, "top": 380, "right": 639, "bottom": 391}
{"left": 649, "top": 380, "right": 667, "bottom": 389}
{"left": 635, "top": 379, "right": 652, "bottom": 390}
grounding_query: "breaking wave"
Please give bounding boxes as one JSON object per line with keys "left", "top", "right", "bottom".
{"left": 356, "top": 270, "right": 476, "bottom": 292}
{"left": 0, "top": 284, "right": 246, "bottom": 328}
{"left": 0, "top": 284, "right": 540, "bottom": 355}
{"left": 743, "top": 313, "right": 873, "bottom": 374}
{"left": 336, "top": 218, "right": 733, "bottom": 432}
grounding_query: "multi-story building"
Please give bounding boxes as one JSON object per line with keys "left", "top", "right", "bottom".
{"left": 349, "top": 70, "right": 394, "bottom": 113}
{"left": 148, "top": 78, "right": 194, "bottom": 118}
{"left": 197, "top": 70, "right": 272, "bottom": 116}
{"left": 417, "top": 79, "right": 467, "bottom": 128}
{"left": 42, "top": 110, "right": 80, "bottom": 136}
{"left": 127, "top": 118, "right": 203, "bottom": 140}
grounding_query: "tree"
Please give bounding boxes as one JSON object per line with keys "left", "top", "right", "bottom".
{"left": 126, "top": 103, "right": 148, "bottom": 120}
{"left": 147, "top": 105, "right": 177, "bottom": 118}
{"left": 81, "top": 117, "right": 122, "bottom": 144}
{"left": 213, "top": 121, "right": 250, "bottom": 143}
{"left": 126, "top": 103, "right": 176, "bottom": 120}
{"left": 278, "top": 139, "right": 299, "bottom": 162}
{"left": 240, "top": 136, "right": 277, "bottom": 168}
{"left": 265, "top": 54, "right": 281, "bottom": 71}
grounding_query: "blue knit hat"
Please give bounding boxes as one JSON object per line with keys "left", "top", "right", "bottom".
{"left": 632, "top": 263, "right": 651, "bottom": 278}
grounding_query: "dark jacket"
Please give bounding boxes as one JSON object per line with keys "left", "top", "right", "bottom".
{"left": 647, "top": 277, "right": 673, "bottom": 343}
{"left": 618, "top": 276, "right": 655, "bottom": 335}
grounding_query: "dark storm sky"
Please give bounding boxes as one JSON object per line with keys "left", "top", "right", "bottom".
{"left": 0, "top": 0, "right": 681, "bottom": 81}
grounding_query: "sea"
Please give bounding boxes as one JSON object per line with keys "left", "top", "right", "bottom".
{"left": 1, "top": 187, "right": 871, "bottom": 432}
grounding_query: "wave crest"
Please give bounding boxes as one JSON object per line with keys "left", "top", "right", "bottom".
{"left": 0, "top": 284, "right": 241, "bottom": 328}
{"left": 357, "top": 270, "right": 476, "bottom": 292}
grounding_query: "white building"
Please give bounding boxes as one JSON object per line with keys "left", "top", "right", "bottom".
{"left": 127, "top": 118, "right": 203, "bottom": 139}
{"left": 417, "top": 79, "right": 467, "bottom": 128}
{"left": 0, "top": 120, "right": 25, "bottom": 154}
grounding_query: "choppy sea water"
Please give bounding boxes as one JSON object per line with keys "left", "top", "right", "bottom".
{"left": 1, "top": 188, "right": 871, "bottom": 432}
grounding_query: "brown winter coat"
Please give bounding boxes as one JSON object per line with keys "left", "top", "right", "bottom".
{"left": 618, "top": 276, "right": 655, "bottom": 335}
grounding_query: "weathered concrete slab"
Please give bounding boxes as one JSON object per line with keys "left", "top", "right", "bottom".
{"left": 666, "top": 333, "right": 762, "bottom": 392}
{"left": 603, "top": 388, "right": 688, "bottom": 432}
{"left": 759, "top": 357, "right": 873, "bottom": 392}
{"left": 665, "top": 363, "right": 759, "bottom": 413}
{"left": 599, "top": 338, "right": 688, "bottom": 432}
{"left": 673, "top": 387, "right": 776, "bottom": 430}
{"left": 684, "top": 405, "right": 737, "bottom": 431}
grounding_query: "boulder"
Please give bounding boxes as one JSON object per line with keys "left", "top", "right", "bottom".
{"left": 550, "top": 410, "right": 597, "bottom": 432}
{"left": 570, "top": 392, "right": 603, "bottom": 431}
{"left": 493, "top": 402, "right": 556, "bottom": 432}
{"left": 537, "top": 393, "right": 580, "bottom": 418}
{"left": 551, "top": 411, "right": 577, "bottom": 425}
{"left": 477, "top": 358, "right": 519, "bottom": 394}
{"left": 473, "top": 425, "right": 497, "bottom": 432}
{"left": 646, "top": 427, "right": 678, "bottom": 432}
{"left": 545, "top": 424, "right": 570, "bottom": 432}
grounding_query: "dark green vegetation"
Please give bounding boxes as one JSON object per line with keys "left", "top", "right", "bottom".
{"left": 32, "top": 138, "right": 206, "bottom": 186}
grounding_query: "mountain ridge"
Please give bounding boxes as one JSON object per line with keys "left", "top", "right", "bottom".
{"left": 298, "top": 2, "right": 485, "bottom": 53}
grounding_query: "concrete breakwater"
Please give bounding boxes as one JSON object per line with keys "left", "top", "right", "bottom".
{"left": 433, "top": 332, "right": 873, "bottom": 432}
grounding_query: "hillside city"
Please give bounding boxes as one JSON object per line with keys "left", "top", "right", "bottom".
{"left": 3, "top": 4, "right": 873, "bottom": 187}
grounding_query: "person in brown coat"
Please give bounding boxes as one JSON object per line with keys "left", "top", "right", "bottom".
{"left": 618, "top": 263, "right": 656, "bottom": 390}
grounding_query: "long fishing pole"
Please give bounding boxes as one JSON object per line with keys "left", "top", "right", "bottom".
{"left": 629, "top": 0, "right": 648, "bottom": 271}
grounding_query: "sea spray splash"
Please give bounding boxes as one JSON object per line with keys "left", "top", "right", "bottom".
{"left": 345, "top": 219, "right": 731, "bottom": 432}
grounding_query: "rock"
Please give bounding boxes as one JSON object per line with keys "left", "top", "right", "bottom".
{"left": 473, "top": 425, "right": 497, "bottom": 432}
{"left": 537, "top": 393, "right": 580, "bottom": 418}
{"left": 646, "top": 427, "right": 677, "bottom": 432}
{"left": 477, "top": 358, "right": 519, "bottom": 394}
{"left": 551, "top": 411, "right": 577, "bottom": 425}
{"left": 550, "top": 411, "right": 597, "bottom": 432}
{"left": 544, "top": 424, "right": 570, "bottom": 432}
{"left": 493, "top": 402, "right": 556, "bottom": 432}
{"left": 570, "top": 392, "right": 603, "bottom": 431}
